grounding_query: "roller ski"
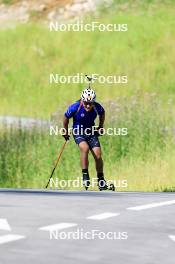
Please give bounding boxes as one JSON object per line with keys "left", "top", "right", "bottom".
{"left": 98, "top": 175, "right": 115, "bottom": 192}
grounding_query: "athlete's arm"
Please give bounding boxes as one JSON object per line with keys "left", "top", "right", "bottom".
{"left": 62, "top": 102, "right": 79, "bottom": 140}
{"left": 63, "top": 116, "right": 69, "bottom": 135}
{"left": 99, "top": 112, "right": 105, "bottom": 128}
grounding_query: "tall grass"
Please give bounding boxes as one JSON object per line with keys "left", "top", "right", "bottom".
{"left": 0, "top": 94, "right": 174, "bottom": 191}
{"left": 0, "top": 2, "right": 175, "bottom": 118}
{"left": 0, "top": 1, "right": 175, "bottom": 190}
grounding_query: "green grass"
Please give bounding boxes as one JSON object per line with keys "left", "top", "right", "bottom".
{"left": 0, "top": 94, "right": 174, "bottom": 190}
{"left": 0, "top": 1, "right": 175, "bottom": 118}
{"left": 0, "top": 0, "right": 175, "bottom": 190}
{"left": 1, "top": 0, "right": 14, "bottom": 4}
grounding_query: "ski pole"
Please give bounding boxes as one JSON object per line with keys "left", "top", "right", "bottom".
{"left": 85, "top": 74, "right": 97, "bottom": 89}
{"left": 45, "top": 140, "right": 68, "bottom": 189}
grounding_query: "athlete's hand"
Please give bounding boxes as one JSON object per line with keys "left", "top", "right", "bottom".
{"left": 62, "top": 135, "right": 70, "bottom": 141}
{"left": 96, "top": 127, "right": 105, "bottom": 136}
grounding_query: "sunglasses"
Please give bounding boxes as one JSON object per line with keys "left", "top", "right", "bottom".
{"left": 84, "top": 102, "right": 93, "bottom": 106}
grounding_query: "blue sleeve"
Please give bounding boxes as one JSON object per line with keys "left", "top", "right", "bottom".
{"left": 64, "top": 102, "right": 79, "bottom": 119}
{"left": 95, "top": 102, "right": 105, "bottom": 116}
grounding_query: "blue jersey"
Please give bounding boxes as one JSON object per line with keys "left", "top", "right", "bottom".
{"left": 65, "top": 101, "right": 105, "bottom": 129}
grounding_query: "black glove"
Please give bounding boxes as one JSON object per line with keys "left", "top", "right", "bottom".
{"left": 96, "top": 127, "right": 105, "bottom": 137}
{"left": 62, "top": 135, "right": 70, "bottom": 141}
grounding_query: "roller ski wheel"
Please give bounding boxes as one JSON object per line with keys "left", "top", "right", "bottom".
{"left": 98, "top": 181, "right": 115, "bottom": 192}
{"left": 108, "top": 183, "right": 115, "bottom": 191}
{"left": 83, "top": 181, "right": 90, "bottom": 191}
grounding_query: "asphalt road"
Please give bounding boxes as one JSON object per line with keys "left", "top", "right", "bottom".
{"left": 0, "top": 189, "right": 175, "bottom": 264}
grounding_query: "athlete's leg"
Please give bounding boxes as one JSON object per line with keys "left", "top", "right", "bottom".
{"left": 91, "top": 146, "right": 108, "bottom": 190}
{"left": 90, "top": 147, "right": 103, "bottom": 174}
{"left": 79, "top": 141, "right": 90, "bottom": 169}
{"left": 79, "top": 141, "right": 90, "bottom": 187}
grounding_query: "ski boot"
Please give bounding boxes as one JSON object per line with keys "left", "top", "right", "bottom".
{"left": 98, "top": 173, "right": 108, "bottom": 191}
{"left": 82, "top": 169, "right": 90, "bottom": 190}
{"left": 98, "top": 173, "right": 115, "bottom": 191}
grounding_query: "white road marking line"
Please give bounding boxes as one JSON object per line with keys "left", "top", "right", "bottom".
{"left": 0, "top": 235, "right": 25, "bottom": 245}
{"left": 127, "top": 200, "right": 175, "bottom": 211}
{"left": 0, "top": 219, "right": 11, "bottom": 231}
{"left": 87, "top": 212, "right": 120, "bottom": 220}
{"left": 39, "top": 223, "right": 77, "bottom": 231}
{"left": 169, "top": 235, "right": 175, "bottom": 242}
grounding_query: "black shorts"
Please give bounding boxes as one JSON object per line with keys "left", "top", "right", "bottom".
{"left": 73, "top": 134, "right": 101, "bottom": 149}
